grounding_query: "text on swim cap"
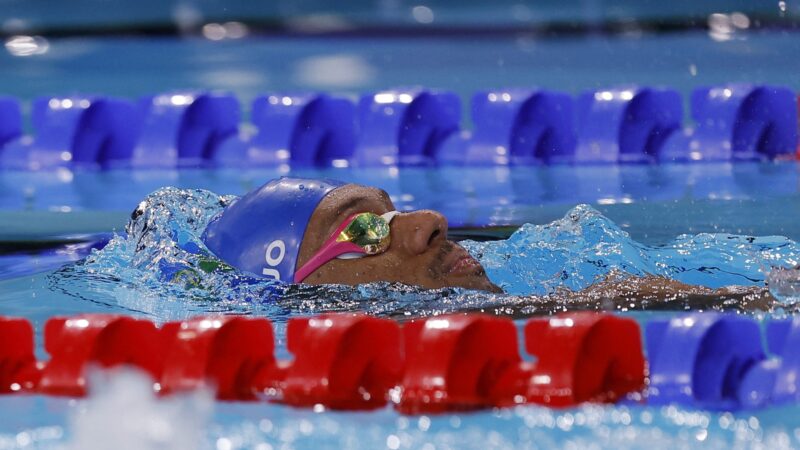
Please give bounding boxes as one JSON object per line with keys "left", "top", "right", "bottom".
{"left": 262, "top": 240, "right": 286, "bottom": 280}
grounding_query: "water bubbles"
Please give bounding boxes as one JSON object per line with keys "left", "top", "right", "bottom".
{"left": 172, "top": 2, "right": 203, "bottom": 33}
{"left": 202, "top": 22, "right": 249, "bottom": 41}
{"left": 707, "top": 12, "right": 751, "bottom": 42}
{"left": 151, "top": 402, "right": 800, "bottom": 448}
{"left": 556, "top": 413, "right": 575, "bottom": 431}
{"left": 396, "top": 416, "right": 409, "bottom": 430}
{"left": 719, "top": 412, "right": 734, "bottom": 429}
{"left": 767, "top": 266, "right": 800, "bottom": 303}
{"left": 418, "top": 416, "right": 431, "bottom": 431}
{"left": 216, "top": 437, "right": 233, "bottom": 450}
{"left": 449, "top": 416, "right": 461, "bottom": 428}
{"left": 294, "top": 54, "right": 376, "bottom": 88}
{"left": 730, "top": 12, "right": 751, "bottom": 29}
{"left": 412, "top": 6, "right": 435, "bottom": 24}
{"left": 202, "top": 23, "right": 227, "bottom": 41}
{"left": 386, "top": 434, "right": 401, "bottom": 449}
{"left": 298, "top": 420, "right": 314, "bottom": 435}
{"left": 4, "top": 35, "right": 49, "bottom": 57}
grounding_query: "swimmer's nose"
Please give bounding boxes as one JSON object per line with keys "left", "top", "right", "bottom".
{"left": 392, "top": 210, "right": 448, "bottom": 255}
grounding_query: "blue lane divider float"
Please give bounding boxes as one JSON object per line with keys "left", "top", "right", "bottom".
{"left": 660, "top": 84, "right": 798, "bottom": 162}
{"left": 4, "top": 96, "right": 144, "bottom": 170}
{"left": 123, "top": 92, "right": 239, "bottom": 169}
{"left": 0, "top": 93, "right": 239, "bottom": 170}
{"left": 353, "top": 88, "right": 460, "bottom": 166}
{"left": 0, "top": 84, "right": 796, "bottom": 170}
{"left": 645, "top": 313, "right": 765, "bottom": 410}
{"left": 0, "top": 97, "right": 21, "bottom": 149}
{"left": 72, "top": 98, "right": 142, "bottom": 168}
{"left": 436, "top": 89, "right": 575, "bottom": 165}
{"left": 212, "top": 93, "right": 356, "bottom": 167}
{"left": 643, "top": 313, "right": 800, "bottom": 410}
{"left": 1, "top": 96, "right": 94, "bottom": 170}
{"left": 737, "top": 317, "right": 800, "bottom": 408}
{"left": 574, "top": 87, "right": 683, "bottom": 164}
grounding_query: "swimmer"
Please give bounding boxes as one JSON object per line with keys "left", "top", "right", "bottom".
{"left": 196, "top": 176, "right": 775, "bottom": 309}
{"left": 103, "top": 173, "right": 784, "bottom": 317}
{"left": 202, "top": 177, "right": 503, "bottom": 293}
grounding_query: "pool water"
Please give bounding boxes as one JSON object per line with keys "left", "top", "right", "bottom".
{"left": 2, "top": 24, "right": 800, "bottom": 448}
{"left": 3, "top": 30, "right": 799, "bottom": 105}
{"left": 1, "top": 161, "right": 800, "bottom": 448}
{"left": 2, "top": 163, "right": 800, "bottom": 242}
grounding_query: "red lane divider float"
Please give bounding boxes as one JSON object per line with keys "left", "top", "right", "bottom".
{"left": 0, "top": 316, "right": 39, "bottom": 393}
{"left": 396, "top": 313, "right": 645, "bottom": 413}
{"left": 0, "top": 312, "right": 646, "bottom": 414}
{"left": 160, "top": 316, "right": 275, "bottom": 400}
{"left": 40, "top": 314, "right": 162, "bottom": 396}
{"left": 254, "top": 314, "right": 403, "bottom": 409}
{"left": 491, "top": 313, "right": 645, "bottom": 407}
{"left": 398, "top": 314, "right": 521, "bottom": 414}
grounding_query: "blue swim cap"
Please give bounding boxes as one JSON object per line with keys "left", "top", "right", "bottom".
{"left": 202, "top": 177, "right": 346, "bottom": 282}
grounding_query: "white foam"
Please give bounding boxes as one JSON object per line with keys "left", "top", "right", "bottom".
{"left": 65, "top": 369, "right": 214, "bottom": 450}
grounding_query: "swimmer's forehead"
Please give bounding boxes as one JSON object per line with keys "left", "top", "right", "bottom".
{"left": 320, "top": 183, "right": 393, "bottom": 213}
{"left": 315, "top": 184, "right": 393, "bottom": 224}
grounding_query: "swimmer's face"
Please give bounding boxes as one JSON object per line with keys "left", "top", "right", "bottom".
{"left": 297, "top": 184, "right": 502, "bottom": 293}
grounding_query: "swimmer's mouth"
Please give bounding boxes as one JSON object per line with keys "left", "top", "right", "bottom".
{"left": 443, "top": 246, "right": 482, "bottom": 276}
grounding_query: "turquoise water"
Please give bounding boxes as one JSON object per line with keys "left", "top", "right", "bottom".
{"left": 4, "top": 384, "right": 800, "bottom": 449}
{"left": 2, "top": 26, "right": 800, "bottom": 449}
{"left": 0, "top": 0, "right": 782, "bottom": 31}
{"left": 2, "top": 163, "right": 800, "bottom": 243}
{"left": 3, "top": 31, "right": 800, "bottom": 109}
{"left": 2, "top": 162, "right": 800, "bottom": 448}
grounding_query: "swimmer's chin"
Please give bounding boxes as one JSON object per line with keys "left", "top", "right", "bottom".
{"left": 439, "top": 264, "right": 504, "bottom": 293}
{"left": 483, "top": 282, "right": 504, "bottom": 294}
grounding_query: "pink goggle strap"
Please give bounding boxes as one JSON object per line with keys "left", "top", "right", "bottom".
{"left": 293, "top": 211, "right": 398, "bottom": 283}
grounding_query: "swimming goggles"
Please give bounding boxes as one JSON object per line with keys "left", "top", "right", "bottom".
{"left": 294, "top": 210, "right": 400, "bottom": 283}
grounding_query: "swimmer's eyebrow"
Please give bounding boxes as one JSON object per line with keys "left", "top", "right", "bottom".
{"left": 336, "top": 196, "right": 366, "bottom": 216}
{"left": 318, "top": 195, "right": 369, "bottom": 240}
{"left": 336, "top": 189, "right": 392, "bottom": 217}
{"left": 377, "top": 189, "right": 392, "bottom": 205}
{"left": 317, "top": 189, "right": 394, "bottom": 242}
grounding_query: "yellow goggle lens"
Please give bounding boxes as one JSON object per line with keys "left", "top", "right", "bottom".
{"left": 335, "top": 212, "right": 392, "bottom": 255}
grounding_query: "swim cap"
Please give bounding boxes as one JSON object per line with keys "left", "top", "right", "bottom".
{"left": 202, "top": 177, "right": 346, "bottom": 282}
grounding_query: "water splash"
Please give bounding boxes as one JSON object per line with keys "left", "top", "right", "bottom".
{"left": 50, "top": 187, "right": 288, "bottom": 322}
{"left": 463, "top": 204, "right": 800, "bottom": 296}
{"left": 48, "top": 188, "right": 800, "bottom": 320}
{"left": 65, "top": 369, "right": 213, "bottom": 450}
{"left": 766, "top": 266, "right": 800, "bottom": 303}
